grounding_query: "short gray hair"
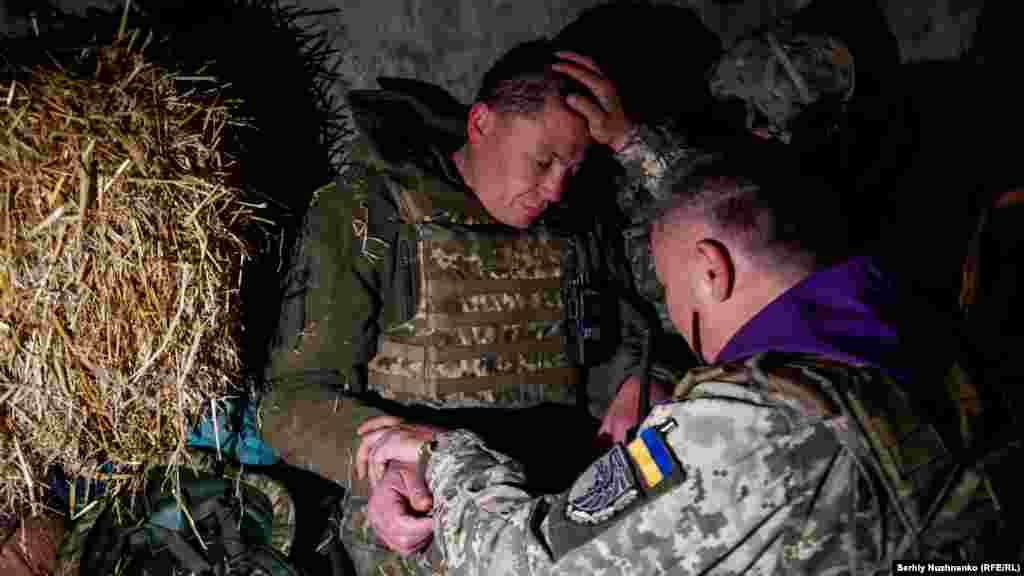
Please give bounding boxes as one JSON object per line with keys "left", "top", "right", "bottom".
{"left": 651, "top": 155, "right": 850, "bottom": 271}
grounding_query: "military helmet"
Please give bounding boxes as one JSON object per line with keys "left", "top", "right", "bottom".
{"left": 709, "top": 23, "right": 855, "bottom": 144}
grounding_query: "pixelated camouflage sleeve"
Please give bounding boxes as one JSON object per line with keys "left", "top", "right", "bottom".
{"left": 425, "top": 430, "right": 551, "bottom": 575}
{"left": 611, "top": 123, "right": 710, "bottom": 331}
{"left": 612, "top": 124, "right": 709, "bottom": 202}
{"left": 609, "top": 124, "right": 706, "bottom": 383}
{"left": 426, "top": 381, "right": 843, "bottom": 575}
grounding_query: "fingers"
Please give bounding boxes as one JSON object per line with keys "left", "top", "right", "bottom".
{"left": 598, "top": 378, "right": 643, "bottom": 444}
{"left": 368, "top": 436, "right": 396, "bottom": 484}
{"left": 551, "top": 51, "right": 632, "bottom": 150}
{"left": 363, "top": 430, "right": 422, "bottom": 483}
{"left": 356, "top": 418, "right": 440, "bottom": 482}
{"left": 552, "top": 51, "right": 614, "bottom": 108}
{"left": 357, "top": 415, "right": 403, "bottom": 436}
{"left": 563, "top": 92, "right": 606, "bottom": 125}
{"left": 355, "top": 427, "right": 389, "bottom": 480}
{"left": 368, "top": 465, "right": 435, "bottom": 556}
{"left": 384, "top": 515, "right": 434, "bottom": 556}
{"left": 554, "top": 51, "right": 602, "bottom": 75}
{"left": 597, "top": 415, "right": 613, "bottom": 439}
{"left": 598, "top": 414, "right": 629, "bottom": 445}
{"left": 551, "top": 61, "right": 610, "bottom": 108}
{"left": 396, "top": 462, "right": 433, "bottom": 512}
{"left": 609, "top": 420, "right": 630, "bottom": 444}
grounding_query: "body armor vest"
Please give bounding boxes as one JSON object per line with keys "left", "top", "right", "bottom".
{"left": 366, "top": 179, "right": 576, "bottom": 406}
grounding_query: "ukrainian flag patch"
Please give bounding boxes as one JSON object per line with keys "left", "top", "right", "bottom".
{"left": 626, "top": 426, "right": 675, "bottom": 489}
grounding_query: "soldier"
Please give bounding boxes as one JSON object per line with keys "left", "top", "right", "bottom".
{"left": 260, "top": 40, "right": 691, "bottom": 574}
{"left": 353, "top": 152, "right": 1007, "bottom": 574}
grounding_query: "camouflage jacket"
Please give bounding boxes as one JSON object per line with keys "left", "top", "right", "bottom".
{"left": 424, "top": 352, "right": 1001, "bottom": 575}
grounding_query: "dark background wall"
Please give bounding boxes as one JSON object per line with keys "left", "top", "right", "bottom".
{"left": 1, "top": 0, "right": 984, "bottom": 104}
{"left": 1, "top": 0, "right": 1000, "bottom": 328}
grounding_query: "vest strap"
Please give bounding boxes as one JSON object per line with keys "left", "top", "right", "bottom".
{"left": 367, "top": 367, "right": 577, "bottom": 397}
{"left": 430, "top": 277, "right": 561, "bottom": 299}
{"left": 378, "top": 336, "right": 563, "bottom": 362}
{"left": 426, "top": 308, "right": 560, "bottom": 328}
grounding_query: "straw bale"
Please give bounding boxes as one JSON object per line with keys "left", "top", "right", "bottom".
{"left": 0, "top": 33, "right": 265, "bottom": 519}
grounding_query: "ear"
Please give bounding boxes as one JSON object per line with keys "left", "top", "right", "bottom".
{"left": 694, "top": 239, "right": 734, "bottom": 303}
{"left": 466, "top": 101, "right": 495, "bottom": 145}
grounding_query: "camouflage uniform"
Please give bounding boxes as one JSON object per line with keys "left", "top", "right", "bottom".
{"left": 422, "top": 352, "right": 1004, "bottom": 575}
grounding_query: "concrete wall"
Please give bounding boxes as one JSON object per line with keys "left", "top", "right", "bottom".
{"left": 2, "top": 0, "right": 985, "bottom": 104}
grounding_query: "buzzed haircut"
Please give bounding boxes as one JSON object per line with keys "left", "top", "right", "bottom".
{"left": 475, "top": 38, "right": 593, "bottom": 116}
{"left": 652, "top": 151, "right": 851, "bottom": 272}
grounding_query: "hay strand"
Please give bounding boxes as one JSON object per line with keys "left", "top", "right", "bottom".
{"left": 0, "top": 33, "right": 264, "bottom": 519}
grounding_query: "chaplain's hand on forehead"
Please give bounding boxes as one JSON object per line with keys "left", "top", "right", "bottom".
{"left": 551, "top": 51, "right": 634, "bottom": 153}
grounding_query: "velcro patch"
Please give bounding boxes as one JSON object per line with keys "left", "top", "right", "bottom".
{"left": 627, "top": 427, "right": 675, "bottom": 489}
{"left": 566, "top": 444, "right": 639, "bottom": 525}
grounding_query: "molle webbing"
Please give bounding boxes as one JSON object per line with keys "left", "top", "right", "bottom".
{"left": 368, "top": 366, "right": 577, "bottom": 397}
{"left": 422, "top": 278, "right": 562, "bottom": 327}
{"left": 366, "top": 181, "right": 571, "bottom": 402}
{"left": 377, "top": 334, "right": 563, "bottom": 363}
{"left": 368, "top": 274, "right": 571, "bottom": 398}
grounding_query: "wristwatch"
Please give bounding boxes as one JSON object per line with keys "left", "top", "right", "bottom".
{"left": 416, "top": 438, "right": 437, "bottom": 489}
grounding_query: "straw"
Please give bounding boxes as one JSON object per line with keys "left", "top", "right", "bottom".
{"left": 0, "top": 32, "right": 266, "bottom": 520}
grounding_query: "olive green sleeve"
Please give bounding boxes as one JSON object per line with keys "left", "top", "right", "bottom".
{"left": 274, "top": 149, "right": 393, "bottom": 393}
{"left": 258, "top": 156, "right": 395, "bottom": 479}
{"left": 336, "top": 159, "right": 394, "bottom": 393}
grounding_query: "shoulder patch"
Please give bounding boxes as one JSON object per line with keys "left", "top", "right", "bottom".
{"left": 626, "top": 426, "right": 676, "bottom": 489}
{"left": 547, "top": 419, "right": 687, "bottom": 560}
{"left": 566, "top": 444, "right": 639, "bottom": 525}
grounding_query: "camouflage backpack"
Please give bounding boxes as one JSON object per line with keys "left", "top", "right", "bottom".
{"left": 70, "top": 464, "right": 301, "bottom": 576}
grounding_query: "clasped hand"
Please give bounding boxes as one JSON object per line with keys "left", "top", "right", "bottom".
{"left": 356, "top": 416, "right": 444, "bottom": 556}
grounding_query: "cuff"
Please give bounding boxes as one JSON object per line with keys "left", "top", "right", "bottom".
{"left": 424, "top": 429, "right": 485, "bottom": 495}
{"left": 612, "top": 124, "right": 713, "bottom": 202}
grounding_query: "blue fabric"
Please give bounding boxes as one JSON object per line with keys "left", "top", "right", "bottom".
{"left": 46, "top": 399, "right": 276, "bottom": 517}
{"left": 640, "top": 427, "right": 674, "bottom": 477}
{"left": 187, "top": 399, "right": 279, "bottom": 465}
{"left": 46, "top": 462, "right": 114, "bottom": 515}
